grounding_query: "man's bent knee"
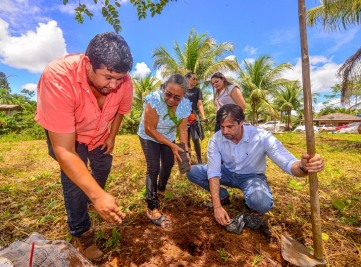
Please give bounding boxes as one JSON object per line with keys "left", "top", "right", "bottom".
{"left": 186, "top": 164, "right": 207, "bottom": 183}
{"left": 247, "top": 191, "right": 273, "bottom": 214}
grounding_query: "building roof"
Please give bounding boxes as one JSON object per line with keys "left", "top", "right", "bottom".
{"left": 314, "top": 113, "right": 361, "bottom": 121}
{"left": 0, "top": 104, "right": 23, "bottom": 111}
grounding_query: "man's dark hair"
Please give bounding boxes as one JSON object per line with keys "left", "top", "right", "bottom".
{"left": 185, "top": 71, "right": 195, "bottom": 79}
{"left": 216, "top": 104, "right": 245, "bottom": 125}
{"left": 85, "top": 32, "right": 133, "bottom": 73}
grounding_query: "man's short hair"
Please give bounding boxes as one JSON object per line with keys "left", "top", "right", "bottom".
{"left": 216, "top": 104, "right": 245, "bottom": 125}
{"left": 85, "top": 32, "right": 133, "bottom": 73}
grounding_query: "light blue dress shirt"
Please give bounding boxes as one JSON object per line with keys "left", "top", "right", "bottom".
{"left": 137, "top": 89, "right": 192, "bottom": 143}
{"left": 207, "top": 126, "right": 299, "bottom": 179}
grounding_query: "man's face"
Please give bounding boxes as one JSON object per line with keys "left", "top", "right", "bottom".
{"left": 188, "top": 75, "right": 198, "bottom": 88}
{"left": 87, "top": 63, "right": 127, "bottom": 95}
{"left": 220, "top": 117, "right": 243, "bottom": 140}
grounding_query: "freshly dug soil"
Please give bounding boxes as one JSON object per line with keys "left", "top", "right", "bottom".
{"left": 98, "top": 196, "right": 284, "bottom": 267}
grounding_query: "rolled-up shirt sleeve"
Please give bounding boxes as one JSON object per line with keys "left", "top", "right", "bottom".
{"left": 207, "top": 135, "right": 223, "bottom": 179}
{"left": 264, "top": 132, "right": 299, "bottom": 176}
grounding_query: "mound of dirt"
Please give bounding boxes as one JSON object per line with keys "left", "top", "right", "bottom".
{"left": 99, "top": 196, "right": 284, "bottom": 266}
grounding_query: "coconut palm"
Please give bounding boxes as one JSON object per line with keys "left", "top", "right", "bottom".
{"left": 237, "top": 55, "right": 292, "bottom": 125}
{"left": 273, "top": 81, "right": 303, "bottom": 130}
{"left": 152, "top": 28, "right": 239, "bottom": 83}
{"left": 132, "top": 74, "right": 162, "bottom": 109}
{"left": 307, "top": 0, "right": 361, "bottom": 103}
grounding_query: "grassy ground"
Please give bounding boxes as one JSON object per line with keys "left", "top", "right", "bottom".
{"left": 0, "top": 133, "right": 360, "bottom": 266}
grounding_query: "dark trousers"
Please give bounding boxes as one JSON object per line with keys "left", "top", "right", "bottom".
{"left": 188, "top": 123, "right": 202, "bottom": 164}
{"left": 139, "top": 137, "right": 174, "bottom": 210}
{"left": 46, "top": 131, "right": 112, "bottom": 237}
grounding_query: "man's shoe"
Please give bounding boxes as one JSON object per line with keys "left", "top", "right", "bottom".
{"left": 243, "top": 213, "right": 272, "bottom": 239}
{"left": 258, "top": 223, "right": 272, "bottom": 239}
{"left": 71, "top": 229, "right": 104, "bottom": 260}
{"left": 207, "top": 196, "right": 231, "bottom": 208}
{"left": 243, "top": 213, "right": 264, "bottom": 230}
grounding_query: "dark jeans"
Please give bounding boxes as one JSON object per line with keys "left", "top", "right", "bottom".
{"left": 46, "top": 131, "right": 112, "bottom": 237}
{"left": 139, "top": 137, "right": 174, "bottom": 210}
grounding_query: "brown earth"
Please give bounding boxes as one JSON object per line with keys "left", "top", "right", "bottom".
{"left": 98, "top": 196, "right": 284, "bottom": 267}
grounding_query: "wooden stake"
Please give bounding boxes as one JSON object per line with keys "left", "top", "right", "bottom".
{"left": 298, "top": 0, "right": 324, "bottom": 261}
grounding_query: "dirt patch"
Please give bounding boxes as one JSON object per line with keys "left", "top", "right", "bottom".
{"left": 98, "top": 196, "right": 284, "bottom": 267}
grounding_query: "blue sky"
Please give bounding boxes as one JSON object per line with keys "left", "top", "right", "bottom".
{"left": 1, "top": 0, "right": 360, "bottom": 110}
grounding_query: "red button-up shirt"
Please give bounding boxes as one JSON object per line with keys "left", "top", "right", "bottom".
{"left": 35, "top": 54, "right": 133, "bottom": 151}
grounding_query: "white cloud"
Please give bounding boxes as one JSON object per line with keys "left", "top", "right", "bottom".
{"left": 243, "top": 45, "right": 257, "bottom": 55}
{"left": 22, "top": 83, "right": 37, "bottom": 92}
{"left": 0, "top": 19, "right": 67, "bottom": 73}
{"left": 282, "top": 55, "right": 342, "bottom": 93}
{"left": 132, "top": 62, "right": 151, "bottom": 78}
{"left": 0, "top": 0, "right": 44, "bottom": 30}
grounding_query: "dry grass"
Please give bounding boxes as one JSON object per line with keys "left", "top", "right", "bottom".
{"left": 0, "top": 133, "right": 360, "bottom": 266}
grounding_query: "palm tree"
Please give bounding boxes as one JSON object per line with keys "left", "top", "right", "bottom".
{"left": 274, "top": 81, "right": 303, "bottom": 130}
{"left": 237, "top": 55, "right": 292, "bottom": 124}
{"left": 307, "top": 0, "right": 361, "bottom": 103}
{"left": 132, "top": 74, "right": 162, "bottom": 109}
{"left": 152, "top": 28, "right": 239, "bottom": 83}
{"left": 120, "top": 74, "right": 162, "bottom": 134}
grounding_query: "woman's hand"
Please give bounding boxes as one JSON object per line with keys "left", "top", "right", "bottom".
{"left": 170, "top": 143, "right": 184, "bottom": 162}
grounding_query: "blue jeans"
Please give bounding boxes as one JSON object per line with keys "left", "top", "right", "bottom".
{"left": 46, "top": 131, "right": 112, "bottom": 237}
{"left": 187, "top": 164, "right": 274, "bottom": 214}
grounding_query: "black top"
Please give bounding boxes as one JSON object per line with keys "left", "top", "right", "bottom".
{"left": 185, "top": 87, "right": 203, "bottom": 113}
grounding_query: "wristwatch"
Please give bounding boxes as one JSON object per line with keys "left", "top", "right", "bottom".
{"left": 299, "top": 163, "right": 308, "bottom": 174}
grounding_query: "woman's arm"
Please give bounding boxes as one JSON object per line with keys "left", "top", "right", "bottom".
{"left": 231, "top": 86, "right": 247, "bottom": 111}
{"left": 143, "top": 103, "right": 184, "bottom": 161}
{"left": 178, "top": 118, "right": 189, "bottom": 151}
{"left": 197, "top": 99, "right": 206, "bottom": 120}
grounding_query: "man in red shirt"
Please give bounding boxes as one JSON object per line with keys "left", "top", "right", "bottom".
{"left": 35, "top": 32, "right": 133, "bottom": 260}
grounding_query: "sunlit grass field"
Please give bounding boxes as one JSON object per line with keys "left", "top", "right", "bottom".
{"left": 0, "top": 132, "right": 360, "bottom": 266}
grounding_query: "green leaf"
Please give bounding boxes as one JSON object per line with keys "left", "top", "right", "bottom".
{"left": 321, "top": 232, "right": 329, "bottom": 241}
{"left": 165, "top": 191, "right": 172, "bottom": 199}
{"left": 332, "top": 199, "right": 346, "bottom": 212}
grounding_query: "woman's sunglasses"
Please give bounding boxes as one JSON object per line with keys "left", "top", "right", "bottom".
{"left": 164, "top": 90, "right": 182, "bottom": 102}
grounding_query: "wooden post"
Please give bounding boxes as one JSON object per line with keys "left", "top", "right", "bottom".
{"left": 297, "top": 0, "right": 324, "bottom": 261}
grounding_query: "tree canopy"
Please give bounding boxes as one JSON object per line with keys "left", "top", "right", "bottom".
{"left": 307, "top": 0, "right": 361, "bottom": 104}
{"left": 62, "top": 0, "right": 175, "bottom": 32}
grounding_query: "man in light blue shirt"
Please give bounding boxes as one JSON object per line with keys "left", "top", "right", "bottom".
{"left": 187, "top": 104, "right": 325, "bottom": 233}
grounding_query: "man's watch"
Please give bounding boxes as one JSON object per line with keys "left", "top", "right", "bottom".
{"left": 299, "top": 163, "right": 308, "bottom": 174}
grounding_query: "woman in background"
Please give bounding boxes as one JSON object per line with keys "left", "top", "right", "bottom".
{"left": 211, "top": 72, "right": 246, "bottom": 131}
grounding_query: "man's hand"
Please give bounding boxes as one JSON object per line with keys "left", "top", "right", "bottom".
{"left": 102, "top": 137, "right": 115, "bottom": 154}
{"left": 92, "top": 192, "right": 125, "bottom": 224}
{"left": 214, "top": 206, "right": 231, "bottom": 226}
{"left": 301, "top": 153, "right": 324, "bottom": 173}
